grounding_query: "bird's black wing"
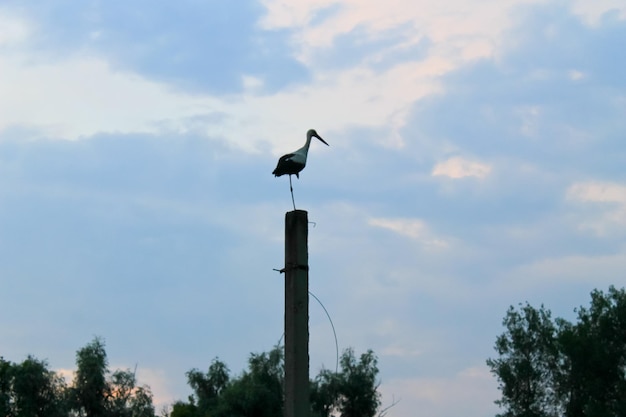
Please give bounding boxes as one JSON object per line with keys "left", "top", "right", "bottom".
{"left": 272, "top": 153, "right": 302, "bottom": 177}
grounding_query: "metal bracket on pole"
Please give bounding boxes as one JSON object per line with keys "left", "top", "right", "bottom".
{"left": 274, "top": 264, "right": 309, "bottom": 274}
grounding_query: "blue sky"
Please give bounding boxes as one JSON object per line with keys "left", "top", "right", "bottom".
{"left": 1, "top": 1, "right": 625, "bottom": 416}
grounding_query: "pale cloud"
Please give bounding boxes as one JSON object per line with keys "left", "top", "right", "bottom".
{"left": 571, "top": 0, "right": 626, "bottom": 25}
{"left": 3, "top": 0, "right": 624, "bottom": 155}
{"left": 368, "top": 217, "right": 449, "bottom": 248}
{"left": 381, "top": 345, "right": 422, "bottom": 358}
{"left": 55, "top": 368, "right": 75, "bottom": 384}
{"left": 259, "top": 0, "right": 546, "bottom": 65}
{"left": 0, "top": 10, "right": 30, "bottom": 46}
{"left": 0, "top": 2, "right": 444, "bottom": 151}
{"left": 255, "top": 0, "right": 555, "bottom": 151}
{"left": 0, "top": 53, "right": 227, "bottom": 142}
{"left": 256, "top": 0, "right": 625, "bottom": 154}
{"left": 379, "top": 366, "right": 498, "bottom": 417}
{"left": 432, "top": 156, "right": 492, "bottom": 179}
{"left": 237, "top": 60, "right": 444, "bottom": 150}
{"left": 258, "top": 0, "right": 338, "bottom": 30}
{"left": 500, "top": 251, "right": 626, "bottom": 293}
{"left": 567, "top": 181, "right": 626, "bottom": 204}
{"left": 568, "top": 69, "right": 586, "bottom": 80}
{"left": 241, "top": 74, "right": 264, "bottom": 91}
{"left": 0, "top": 46, "right": 441, "bottom": 150}
{"left": 566, "top": 181, "right": 626, "bottom": 235}
{"left": 135, "top": 367, "right": 172, "bottom": 409}
{"left": 516, "top": 105, "right": 542, "bottom": 137}
{"left": 3, "top": 0, "right": 620, "bottom": 155}
{"left": 369, "top": 217, "right": 427, "bottom": 238}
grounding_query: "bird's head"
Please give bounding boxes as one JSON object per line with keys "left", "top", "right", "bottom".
{"left": 307, "top": 129, "right": 329, "bottom": 146}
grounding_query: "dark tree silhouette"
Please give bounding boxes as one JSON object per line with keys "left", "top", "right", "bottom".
{"left": 488, "top": 286, "right": 626, "bottom": 417}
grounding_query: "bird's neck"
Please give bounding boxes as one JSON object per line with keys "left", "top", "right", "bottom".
{"left": 298, "top": 136, "right": 313, "bottom": 153}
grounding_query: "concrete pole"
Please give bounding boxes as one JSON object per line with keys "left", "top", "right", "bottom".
{"left": 284, "top": 210, "right": 309, "bottom": 417}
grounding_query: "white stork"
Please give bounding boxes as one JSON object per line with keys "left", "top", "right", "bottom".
{"left": 272, "top": 129, "right": 329, "bottom": 209}
{"left": 272, "top": 129, "right": 328, "bottom": 178}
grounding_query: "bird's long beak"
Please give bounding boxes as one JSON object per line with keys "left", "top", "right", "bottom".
{"left": 315, "top": 134, "right": 329, "bottom": 146}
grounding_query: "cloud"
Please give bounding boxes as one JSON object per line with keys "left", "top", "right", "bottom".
{"left": 0, "top": 53, "right": 229, "bottom": 143}
{"left": 4, "top": 0, "right": 621, "bottom": 158}
{"left": 567, "top": 181, "right": 626, "bottom": 204}
{"left": 54, "top": 368, "right": 75, "bottom": 384}
{"left": 0, "top": 9, "right": 30, "bottom": 46}
{"left": 571, "top": 0, "right": 626, "bottom": 25}
{"left": 369, "top": 217, "right": 426, "bottom": 238}
{"left": 432, "top": 156, "right": 492, "bottom": 179}
{"left": 380, "top": 345, "right": 422, "bottom": 358}
{"left": 8, "top": 1, "right": 308, "bottom": 94}
{"left": 368, "top": 217, "right": 449, "bottom": 248}
{"left": 379, "top": 366, "right": 498, "bottom": 417}
{"left": 259, "top": 0, "right": 543, "bottom": 66}
{"left": 134, "top": 367, "right": 172, "bottom": 408}
{"left": 0, "top": 43, "right": 442, "bottom": 151}
{"left": 500, "top": 250, "right": 626, "bottom": 295}
{"left": 566, "top": 181, "right": 626, "bottom": 235}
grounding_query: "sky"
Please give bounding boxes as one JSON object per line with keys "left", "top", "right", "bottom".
{"left": 0, "top": 0, "right": 625, "bottom": 416}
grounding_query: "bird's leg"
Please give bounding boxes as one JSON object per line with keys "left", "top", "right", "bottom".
{"left": 289, "top": 175, "right": 296, "bottom": 211}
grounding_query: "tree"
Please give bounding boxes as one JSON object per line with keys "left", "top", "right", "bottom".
{"left": 213, "top": 347, "right": 284, "bottom": 417}
{"left": 488, "top": 286, "right": 626, "bottom": 417}
{"left": 0, "top": 338, "right": 156, "bottom": 417}
{"left": 0, "top": 357, "right": 11, "bottom": 417}
{"left": 336, "top": 349, "right": 381, "bottom": 417}
{"left": 108, "top": 369, "right": 155, "bottom": 417}
{"left": 487, "top": 303, "right": 560, "bottom": 417}
{"left": 186, "top": 358, "right": 230, "bottom": 413}
{"left": 311, "top": 368, "right": 340, "bottom": 417}
{"left": 169, "top": 400, "right": 197, "bottom": 417}
{"left": 312, "top": 349, "right": 381, "bottom": 417}
{"left": 71, "top": 337, "right": 110, "bottom": 417}
{"left": 70, "top": 337, "right": 156, "bottom": 417}
{"left": 171, "top": 346, "right": 382, "bottom": 417}
{"left": 557, "top": 287, "right": 626, "bottom": 417}
{"left": 0, "top": 355, "right": 67, "bottom": 417}
{"left": 127, "top": 385, "right": 155, "bottom": 417}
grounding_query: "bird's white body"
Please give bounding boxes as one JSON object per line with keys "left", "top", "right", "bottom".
{"left": 288, "top": 140, "right": 312, "bottom": 166}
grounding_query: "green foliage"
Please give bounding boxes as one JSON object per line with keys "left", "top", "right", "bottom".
{"left": 311, "top": 368, "right": 340, "bottom": 417}
{"left": 214, "top": 348, "right": 284, "bottom": 417}
{"left": 186, "top": 358, "right": 230, "bottom": 413}
{"left": 1, "top": 339, "right": 382, "bottom": 417}
{"left": 488, "top": 286, "right": 626, "bottom": 417}
{"left": 69, "top": 337, "right": 155, "bottom": 417}
{"left": 0, "top": 357, "right": 13, "bottom": 416}
{"left": 486, "top": 304, "right": 560, "bottom": 417}
{"left": 558, "top": 287, "right": 626, "bottom": 417}
{"left": 0, "top": 355, "right": 67, "bottom": 417}
{"left": 169, "top": 400, "right": 198, "bottom": 417}
{"left": 311, "top": 349, "right": 381, "bottom": 417}
{"left": 72, "top": 337, "right": 109, "bottom": 417}
{"left": 185, "top": 347, "right": 284, "bottom": 417}
{"left": 336, "top": 349, "right": 381, "bottom": 417}
{"left": 107, "top": 369, "right": 156, "bottom": 417}
{"left": 0, "top": 337, "right": 156, "bottom": 417}
{"left": 173, "top": 346, "right": 381, "bottom": 417}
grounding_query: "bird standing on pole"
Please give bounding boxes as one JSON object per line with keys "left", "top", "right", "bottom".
{"left": 273, "top": 129, "right": 329, "bottom": 210}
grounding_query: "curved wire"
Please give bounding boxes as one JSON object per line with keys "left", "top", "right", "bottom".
{"left": 275, "top": 291, "right": 340, "bottom": 373}
{"left": 309, "top": 290, "right": 339, "bottom": 373}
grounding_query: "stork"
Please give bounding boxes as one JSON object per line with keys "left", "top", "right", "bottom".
{"left": 273, "top": 129, "right": 329, "bottom": 210}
